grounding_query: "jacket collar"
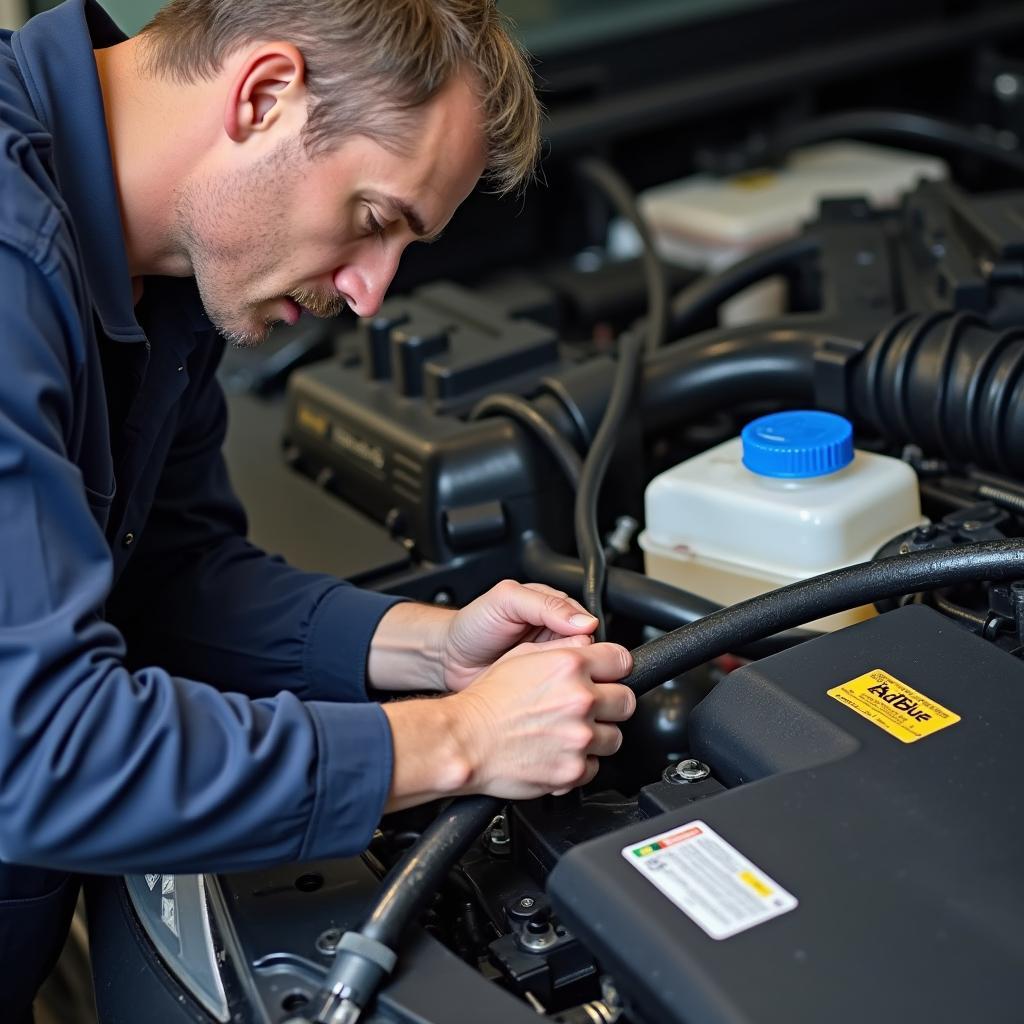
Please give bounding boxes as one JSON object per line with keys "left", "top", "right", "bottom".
{"left": 13, "top": 0, "right": 211, "bottom": 340}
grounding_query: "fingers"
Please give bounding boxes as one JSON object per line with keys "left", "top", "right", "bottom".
{"left": 521, "top": 582, "right": 587, "bottom": 611}
{"left": 581, "top": 642, "right": 634, "bottom": 682}
{"left": 587, "top": 721, "right": 623, "bottom": 757}
{"left": 550, "top": 756, "right": 599, "bottom": 797}
{"left": 592, "top": 682, "right": 637, "bottom": 722}
{"left": 494, "top": 633, "right": 593, "bottom": 666}
{"left": 493, "top": 579, "right": 599, "bottom": 636}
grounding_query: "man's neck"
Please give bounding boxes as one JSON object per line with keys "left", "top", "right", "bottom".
{"left": 93, "top": 36, "right": 204, "bottom": 288}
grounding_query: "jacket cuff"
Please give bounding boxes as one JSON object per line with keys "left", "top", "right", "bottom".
{"left": 300, "top": 701, "right": 393, "bottom": 861}
{"left": 303, "top": 584, "right": 406, "bottom": 702}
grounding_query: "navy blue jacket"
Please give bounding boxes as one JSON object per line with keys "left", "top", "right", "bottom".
{"left": 0, "top": 0, "right": 402, "bottom": 1011}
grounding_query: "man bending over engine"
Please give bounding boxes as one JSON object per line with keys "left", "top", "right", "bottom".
{"left": 0, "top": 1, "right": 636, "bottom": 1015}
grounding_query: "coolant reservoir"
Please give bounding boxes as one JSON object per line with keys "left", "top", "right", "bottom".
{"left": 639, "top": 411, "right": 925, "bottom": 630}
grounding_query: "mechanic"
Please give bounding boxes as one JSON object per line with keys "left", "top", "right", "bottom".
{"left": 0, "top": 0, "right": 637, "bottom": 1017}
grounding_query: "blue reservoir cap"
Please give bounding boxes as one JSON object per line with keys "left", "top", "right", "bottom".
{"left": 741, "top": 410, "right": 854, "bottom": 479}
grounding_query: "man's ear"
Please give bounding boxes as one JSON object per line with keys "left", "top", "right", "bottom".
{"left": 224, "top": 43, "right": 307, "bottom": 143}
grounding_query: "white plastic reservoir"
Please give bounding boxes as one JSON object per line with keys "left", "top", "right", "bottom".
{"left": 639, "top": 411, "right": 925, "bottom": 630}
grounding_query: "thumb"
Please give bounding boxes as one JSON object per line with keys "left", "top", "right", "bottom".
{"left": 501, "top": 581, "right": 599, "bottom": 636}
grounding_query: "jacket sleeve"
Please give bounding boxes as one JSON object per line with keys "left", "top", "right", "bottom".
{"left": 107, "top": 330, "right": 404, "bottom": 705}
{"left": 0, "top": 241, "right": 392, "bottom": 875}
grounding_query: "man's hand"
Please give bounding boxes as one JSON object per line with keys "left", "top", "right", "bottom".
{"left": 441, "top": 580, "right": 599, "bottom": 691}
{"left": 366, "top": 581, "right": 599, "bottom": 693}
{"left": 381, "top": 641, "right": 636, "bottom": 810}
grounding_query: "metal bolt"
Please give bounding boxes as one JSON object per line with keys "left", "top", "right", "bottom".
{"left": 663, "top": 758, "right": 711, "bottom": 784}
{"left": 605, "top": 515, "right": 639, "bottom": 557}
{"left": 676, "top": 758, "right": 710, "bottom": 781}
{"left": 316, "top": 928, "right": 342, "bottom": 956}
{"left": 433, "top": 589, "right": 454, "bottom": 606}
{"left": 912, "top": 525, "right": 939, "bottom": 544}
{"left": 486, "top": 814, "right": 510, "bottom": 854}
{"left": 518, "top": 920, "right": 558, "bottom": 953}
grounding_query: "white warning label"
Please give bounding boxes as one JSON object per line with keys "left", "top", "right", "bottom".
{"left": 622, "top": 820, "right": 798, "bottom": 940}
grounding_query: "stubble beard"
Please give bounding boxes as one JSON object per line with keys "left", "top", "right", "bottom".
{"left": 175, "top": 141, "right": 346, "bottom": 349}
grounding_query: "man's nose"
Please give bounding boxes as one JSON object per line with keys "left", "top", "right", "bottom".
{"left": 333, "top": 247, "right": 402, "bottom": 319}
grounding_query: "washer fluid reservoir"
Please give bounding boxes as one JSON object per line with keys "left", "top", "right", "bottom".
{"left": 639, "top": 411, "right": 926, "bottom": 630}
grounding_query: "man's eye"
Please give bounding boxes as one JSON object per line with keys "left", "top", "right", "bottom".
{"left": 364, "top": 209, "right": 386, "bottom": 239}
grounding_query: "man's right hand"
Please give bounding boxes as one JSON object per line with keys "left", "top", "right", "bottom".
{"left": 380, "top": 640, "right": 635, "bottom": 811}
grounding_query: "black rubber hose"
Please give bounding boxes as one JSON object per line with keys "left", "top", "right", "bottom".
{"left": 577, "top": 156, "right": 670, "bottom": 354}
{"left": 572, "top": 156, "right": 663, "bottom": 638}
{"left": 541, "top": 311, "right": 1024, "bottom": 478}
{"left": 360, "top": 796, "right": 499, "bottom": 948}
{"left": 853, "top": 313, "right": 1024, "bottom": 475}
{"left": 538, "top": 324, "right": 829, "bottom": 464}
{"left": 315, "top": 796, "right": 501, "bottom": 1022}
{"left": 639, "top": 325, "right": 826, "bottom": 432}
{"left": 470, "top": 394, "right": 583, "bottom": 490}
{"left": 520, "top": 534, "right": 818, "bottom": 657}
{"left": 667, "top": 234, "right": 821, "bottom": 342}
{"left": 765, "top": 109, "right": 1024, "bottom": 178}
{"left": 572, "top": 328, "right": 644, "bottom": 640}
{"left": 624, "top": 540, "right": 1024, "bottom": 694}
{"left": 537, "top": 314, "right": 1024, "bottom": 480}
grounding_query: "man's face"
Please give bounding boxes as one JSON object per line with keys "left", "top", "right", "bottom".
{"left": 176, "top": 74, "right": 487, "bottom": 347}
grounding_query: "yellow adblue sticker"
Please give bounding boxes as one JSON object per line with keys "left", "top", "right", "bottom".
{"left": 827, "top": 669, "right": 960, "bottom": 744}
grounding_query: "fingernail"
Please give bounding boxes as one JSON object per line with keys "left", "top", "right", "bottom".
{"left": 569, "top": 613, "right": 598, "bottom": 627}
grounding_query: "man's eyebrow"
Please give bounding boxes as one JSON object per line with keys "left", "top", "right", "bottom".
{"left": 382, "top": 195, "right": 444, "bottom": 243}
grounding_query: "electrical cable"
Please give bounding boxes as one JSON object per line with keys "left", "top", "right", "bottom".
{"left": 576, "top": 156, "right": 670, "bottom": 354}
{"left": 918, "top": 481, "right": 978, "bottom": 512}
{"left": 469, "top": 394, "right": 583, "bottom": 490}
{"left": 624, "top": 540, "right": 1024, "bottom": 694}
{"left": 931, "top": 593, "right": 990, "bottom": 631}
{"left": 667, "top": 234, "right": 821, "bottom": 341}
{"left": 519, "top": 533, "right": 818, "bottom": 657}
{"left": 966, "top": 468, "right": 1024, "bottom": 498}
{"left": 939, "top": 475, "right": 1024, "bottom": 518}
{"left": 571, "top": 325, "right": 643, "bottom": 641}
{"left": 572, "top": 156, "right": 667, "bottom": 638}
{"left": 764, "top": 109, "right": 1024, "bottom": 178}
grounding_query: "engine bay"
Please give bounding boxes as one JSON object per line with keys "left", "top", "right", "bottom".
{"left": 82, "top": 5, "right": 1024, "bottom": 1021}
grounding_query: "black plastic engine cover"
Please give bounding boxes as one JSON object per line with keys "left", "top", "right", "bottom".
{"left": 548, "top": 605, "right": 1024, "bottom": 1024}
{"left": 281, "top": 283, "right": 576, "bottom": 565}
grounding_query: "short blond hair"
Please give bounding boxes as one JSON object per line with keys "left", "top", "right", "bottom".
{"left": 139, "top": 0, "right": 540, "bottom": 193}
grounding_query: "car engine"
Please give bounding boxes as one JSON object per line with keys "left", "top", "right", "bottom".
{"left": 81, "top": 7, "right": 1024, "bottom": 1021}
